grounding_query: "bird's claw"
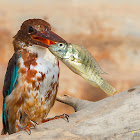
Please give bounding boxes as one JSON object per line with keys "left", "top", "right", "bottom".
{"left": 42, "top": 113, "right": 69, "bottom": 123}
{"left": 16, "top": 120, "right": 38, "bottom": 135}
{"left": 55, "top": 113, "right": 69, "bottom": 122}
{"left": 29, "top": 120, "right": 38, "bottom": 129}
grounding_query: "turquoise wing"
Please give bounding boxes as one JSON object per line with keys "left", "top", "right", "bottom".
{"left": 1, "top": 51, "right": 20, "bottom": 135}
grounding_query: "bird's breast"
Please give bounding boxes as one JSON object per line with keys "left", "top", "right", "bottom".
{"left": 17, "top": 48, "right": 59, "bottom": 122}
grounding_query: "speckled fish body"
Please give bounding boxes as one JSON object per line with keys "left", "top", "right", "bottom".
{"left": 49, "top": 43, "right": 116, "bottom": 96}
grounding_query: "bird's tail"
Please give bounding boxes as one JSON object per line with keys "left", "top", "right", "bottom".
{"left": 87, "top": 74, "right": 116, "bottom": 96}
{"left": 1, "top": 101, "right": 9, "bottom": 135}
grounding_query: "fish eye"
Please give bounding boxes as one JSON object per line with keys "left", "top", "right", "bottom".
{"left": 28, "top": 26, "right": 34, "bottom": 34}
{"left": 58, "top": 43, "right": 64, "bottom": 47}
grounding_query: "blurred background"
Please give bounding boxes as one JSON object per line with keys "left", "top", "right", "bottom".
{"left": 0, "top": 0, "right": 140, "bottom": 136}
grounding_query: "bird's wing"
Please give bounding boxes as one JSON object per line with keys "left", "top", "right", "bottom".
{"left": 2, "top": 51, "right": 21, "bottom": 135}
{"left": 3, "top": 51, "right": 20, "bottom": 98}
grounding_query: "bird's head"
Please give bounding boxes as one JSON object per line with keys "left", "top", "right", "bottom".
{"left": 13, "top": 19, "right": 67, "bottom": 51}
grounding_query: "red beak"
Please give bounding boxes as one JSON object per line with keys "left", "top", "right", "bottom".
{"left": 31, "top": 30, "right": 67, "bottom": 47}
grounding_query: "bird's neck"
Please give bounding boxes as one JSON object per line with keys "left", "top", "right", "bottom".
{"left": 26, "top": 45, "right": 58, "bottom": 63}
{"left": 14, "top": 41, "right": 58, "bottom": 64}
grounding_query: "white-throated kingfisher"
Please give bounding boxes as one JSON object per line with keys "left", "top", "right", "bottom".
{"left": 1, "top": 19, "right": 67, "bottom": 135}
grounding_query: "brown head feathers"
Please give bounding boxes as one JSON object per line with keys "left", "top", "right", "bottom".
{"left": 13, "top": 19, "right": 52, "bottom": 51}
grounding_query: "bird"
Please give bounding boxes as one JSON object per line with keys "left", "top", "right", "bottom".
{"left": 1, "top": 19, "right": 67, "bottom": 135}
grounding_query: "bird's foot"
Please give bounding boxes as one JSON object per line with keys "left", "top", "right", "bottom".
{"left": 42, "top": 113, "right": 69, "bottom": 123}
{"left": 16, "top": 120, "right": 38, "bottom": 135}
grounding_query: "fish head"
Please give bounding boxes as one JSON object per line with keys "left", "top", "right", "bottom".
{"left": 49, "top": 43, "right": 69, "bottom": 59}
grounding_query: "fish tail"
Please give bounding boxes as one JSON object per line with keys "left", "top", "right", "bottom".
{"left": 89, "top": 74, "right": 116, "bottom": 96}
{"left": 97, "top": 75, "right": 116, "bottom": 96}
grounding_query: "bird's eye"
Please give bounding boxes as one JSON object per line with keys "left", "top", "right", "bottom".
{"left": 58, "top": 43, "right": 64, "bottom": 47}
{"left": 28, "top": 26, "right": 34, "bottom": 33}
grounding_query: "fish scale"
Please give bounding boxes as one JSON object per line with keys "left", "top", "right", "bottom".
{"left": 74, "top": 44, "right": 106, "bottom": 74}
{"left": 49, "top": 43, "right": 116, "bottom": 96}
